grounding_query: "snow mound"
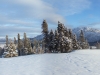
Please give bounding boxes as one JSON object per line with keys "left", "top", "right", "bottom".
{"left": 0, "top": 49, "right": 100, "bottom": 75}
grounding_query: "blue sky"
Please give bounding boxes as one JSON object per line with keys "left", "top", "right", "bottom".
{"left": 0, "top": 0, "right": 100, "bottom": 38}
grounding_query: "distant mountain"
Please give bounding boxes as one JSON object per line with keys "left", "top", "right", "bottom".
{"left": 73, "top": 27, "right": 100, "bottom": 42}
{"left": 29, "top": 34, "right": 44, "bottom": 41}
{"left": 1, "top": 27, "right": 100, "bottom": 45}
{"left": 0, "top": 38, "right": 6, "bottom": 42}
{"left": 33, "top": 27, "right": 100, "bottom": 45}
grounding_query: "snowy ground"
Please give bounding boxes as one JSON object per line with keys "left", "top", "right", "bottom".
{"left": 0, "top": 49, "right": 100, "bottom": 75}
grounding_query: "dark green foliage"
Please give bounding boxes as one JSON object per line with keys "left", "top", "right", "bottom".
{"left": 6, "top": 35, "right": 8, "bottom": 47}
{"left": 41, "top": 20, "right": 49, "bottom": 52}
{"left": 79, "top": 30, "right": 90, "bottom": 49}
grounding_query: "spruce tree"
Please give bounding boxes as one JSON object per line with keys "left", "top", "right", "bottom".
{"left": 33, "top": 46, "right": 36, "bottom": 54}
{"left": 72, "top": 34, "right": 80, "bottom": 50}
{"left": 6, "top": 35, "right": 8, "bottom": 47}
{"left": 54, "top": 30, "right": 59, "bottom": 52}
{"left": 64, "top": 28, "right": 69, "bottom": 38}
{"left": 41, "top": 20, "right": 49, "bottom": 53}
{"left": 69, "top": 29, "right": 73, "bottom": 39}
{"left": 24, "top": 32, "right": 27, "bottom": 48}
{"left": 17, "top": 33, "right": 24, "bottom": 56}
{"left": 96, "top": 42, "right": 100, "bottom": 49}
{"left": 48, "top": 30, "right": 55, "bottom": 52}
{"left": 79, "top": 30, "right": 89, "bottom": 49}
{"left": 14, "top": 37, "right": 16, "bottom": 44}
{"left": 2, "top": 42, "right": 18, "bottom": 58}
{"left": 23, "top": 33, "right": 33, "bottom": 55}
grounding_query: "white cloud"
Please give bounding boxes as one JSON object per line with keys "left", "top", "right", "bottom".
{"left": 88, "top": 22, "right": 100, "bottom": 29}
{"left": 1, "top": 0, "right": 91, "bottom": 24}
{"left": 44, "top": 0, "right": 91, "bottom": 16}
{"left": 0, "top": 0, "right": 91, "bottom": 38}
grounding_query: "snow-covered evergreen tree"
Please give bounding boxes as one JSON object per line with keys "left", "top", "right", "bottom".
{"left": 14, "top": 37, "right": 17, "bottom": 45}
{"left": 72, "top": 34, "right": 80, "bottom": 50}
{"left": 41, "top": 20, "right": 49, "bottom": 53}
{"left": 6, "top": 35, "right": 9, "bottom": 47}
{"left": 23, "top": 33, "right": 33, "bottom": 55}
{"left": 17, "top": 33, "right": 24, "bottom": 56}
{"left": 64, "top": 28, "right": 69, "bottom": 38}
{"left": 48, "top": 30, "right": 55, "bottom": 52}
{"left": 79, "top": 30, "right": 89, "bottom": 49}
{"left": 2, "top": 42, "right": 18, "bottom": 58}
{"left": 53, "top": 30, "right": 59, "bottom": 52}
{"left": 96, "top": 42, "right": 100, "bottom": 49}
{"left": 33, "top": 46, "right": 36, "bottom": 53}
{"left": 37, "top": 43, "right": 43, "bottom": 54}
{"left": 69, "top": 29, "right": 73, "bottom": 39}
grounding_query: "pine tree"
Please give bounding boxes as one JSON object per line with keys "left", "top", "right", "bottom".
{"left": 96, "top": 42, "right": 100, "bottom": 49}
{"left": 57, "top": 21, "right": 65, "bottom": 33}
{"left": 58, "top": 31, "right": 65, "bottom": 53}
{"left": 64, "top": 28, "right": 69, "bottom": 38}
{"left": 2, "top": 42, "right": 18, "bottom": 58}
{"left": 79, "top": 30, "right": 89, "bottom": 49}
{"left": 6, "top": 35, "right": 8, "bottom": 47}
{"left": 33, "top": 46, "right": 36, "bottom": 54}
{"left": 24, "top": 32, "right": 27, "bottom": 48}
{"left": 14, "top": 37, "right": 17, "bottom": 46}
{"left": 17, "top": 33, "right": 24, "bottom": 56}
{"left": 20, "top": 33, "right": 32, "bottom": 55}
{"left": 69, "top": 29, "right": 73, "bottom": 39}
{"left": 57, "top": 22, "right": 74, "bottom": 53}
{"left": 79, "top": 30, "right": 85, "bottom": 42}
{"left": 37, "top": 43, "right": 42, "bottom": 54}
{"left": 48, "top": 30, "right": 55, "bottom": 52}
{"left": 53, "top": 30, "right": 59, "bottom": 52}
{"left": 72, "top": 34, "right": 80, "bottom": 50}
{"left": 41, "top": 20, "right": 49, "bottom": 53}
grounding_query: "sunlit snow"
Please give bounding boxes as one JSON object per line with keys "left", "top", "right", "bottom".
{"left": 0, "top": 50, "right": 100, "bottom": 75}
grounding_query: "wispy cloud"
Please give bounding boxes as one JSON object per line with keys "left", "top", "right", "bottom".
{"left": 88, "top": 22, "right": 100, "bottom": 29}
{"left": 0, "top": 0, "right": 91, "bottom": 38}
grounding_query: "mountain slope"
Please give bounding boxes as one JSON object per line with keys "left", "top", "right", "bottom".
{"left": 0, "top": 50, "right": 100, "bottom": 75}
{"left": 73, "top": 27, "right": 100, "bottom": 42}
{"left": 34, "top": 27, "right": 100, "bottom": 43}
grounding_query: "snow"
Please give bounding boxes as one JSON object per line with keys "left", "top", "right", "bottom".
{"left": 34, "top": 27, "right": 100, "bottom": 42}
{"left": 0, "top": 49, "right": 100, "bottom": 75}
{"left": 73, "top": 27, "right": 100, "bottom": 42}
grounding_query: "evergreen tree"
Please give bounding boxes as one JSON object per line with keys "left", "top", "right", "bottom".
{"left": 69, "top": 29, "right": 73, "bottom": 39}
{"left": 48, "top": 30, "right": 55, "bottom": 52}
{"left": 24, "top": 33, "right": 27, "bottom": 48}
{"left": 23, "top": 33, "right": 33, "bottom": 55}
{"left": 41, "top": 20, "right": 49, "bottom": 52}
{"left": 96, "top": 42, "right": 100, "bottom": 49}
{"left": 17, "top": 33, "right": 24, "bottom": 56}
{"left": 57, "top": 21, "right": 65, "bottom": 33}
{"left": 14, "top": 37, "right": 16, "bottom": 44}
{"left": 2, "top": 42, "right": 18, "bottom": 58}
{"left": 72, "top": 34, "right": 80, "bottom": 50}
{"left": 64, "top": 28, "right": 69, "bottom": 38}
{"left": 33, "top": 46, "right": 36, "bottom": 53}
{"left": 6, "top": 35, "right": 8, "bottom": 47}
{"left": 53, "top": 30, "right": 59, "bottom": 52}
{"left": 37, "top": 43, "right": 42, "bottom": 54}
{"left": 79, "top": 30, "right": 89, "bottom": 49}
{"left": 58, "top": 31, "right": 65, "bottom": 53}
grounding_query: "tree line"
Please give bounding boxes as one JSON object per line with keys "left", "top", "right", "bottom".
{"left": 0, "top": 20, "right": 90, "bottom": 58}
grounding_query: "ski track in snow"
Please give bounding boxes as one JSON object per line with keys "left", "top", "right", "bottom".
{"left": 0, "top": 50, "right": 100, "bottom": 75}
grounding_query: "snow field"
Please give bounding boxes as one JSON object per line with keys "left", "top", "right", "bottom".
{"left": 0, "top": 49, "right": 100, "bottom": 75}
